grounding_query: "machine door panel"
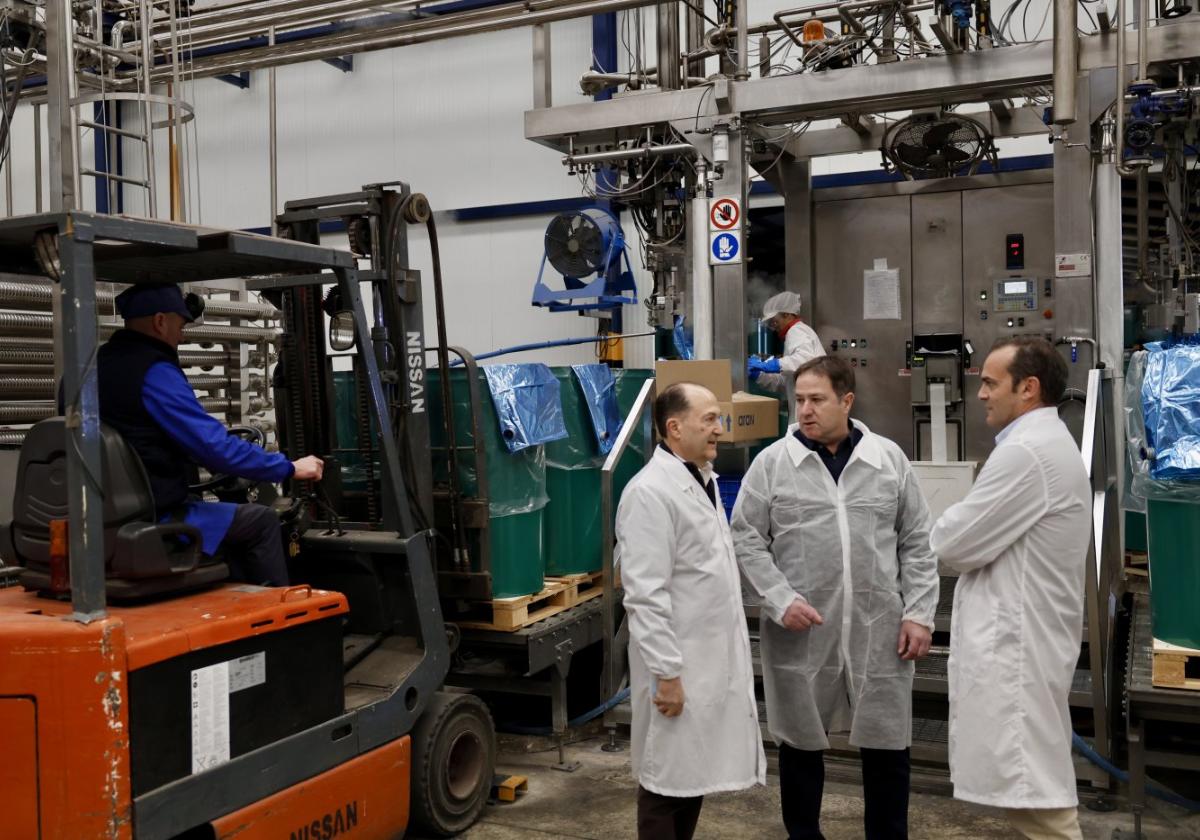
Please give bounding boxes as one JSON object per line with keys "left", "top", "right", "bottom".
{"left": 961, "top": 183, "right": 1056, "bottom": 459}
{"left": 911, "top": 192, "right": 964, "bottom": 336}
{"left": 814, "top": 194, "right": 914, "bottom": 454}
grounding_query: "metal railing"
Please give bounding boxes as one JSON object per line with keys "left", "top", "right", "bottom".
{"left": 1079, "top": 365, "right": 1124, "bottom": 764}
{"left": 600, "top": 376, "right": 655, "bottom": 703}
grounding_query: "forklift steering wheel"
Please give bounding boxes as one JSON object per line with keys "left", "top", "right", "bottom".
{"left": 188, "top": 425, "right": 267, "bottom": 494}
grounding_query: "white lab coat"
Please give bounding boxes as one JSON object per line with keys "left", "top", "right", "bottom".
{"left": 757, "top": 319, "right": 825, "bottom": 420}
{"left": 732, "top": 421, "right": 939, "bottom": 751}
{"left": 616, "top": 446, "right": 767, "bottom": 797}
{"left": 930, "top": 407, "right": 1091, "bottom": 809}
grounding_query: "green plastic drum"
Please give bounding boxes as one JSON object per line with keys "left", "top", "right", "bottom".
{"left": 1146, "top": 498, "right": 1200, "bottom": 648}
{"left": 428, "top": 368, "right": 546, "bottom": 598}
{"left": 543, "top": 368, "right": 604, "bottom": 576}
{"left": 331, "top": 369, "right": 375, "bottom": 493}
{"left": 1125, "top": 510, "right": 1148, "bottom": 554}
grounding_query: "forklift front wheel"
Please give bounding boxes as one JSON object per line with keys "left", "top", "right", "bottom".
{"left": 409, "top": 691, "right": 496, "bottom": 837}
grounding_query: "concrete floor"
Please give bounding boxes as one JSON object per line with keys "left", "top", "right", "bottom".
{"left": 450, "top": 733, "right": 1200, "bottom": 840}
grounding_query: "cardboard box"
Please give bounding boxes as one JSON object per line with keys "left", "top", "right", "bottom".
{"left": 728, "top": 392, "right": 780, "bottom": 442}
{"left": 654, "top": 359, "right": 780, "bottom": 443}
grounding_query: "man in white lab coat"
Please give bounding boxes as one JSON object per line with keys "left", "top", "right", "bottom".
{"left": 733, "top": 356, "right": 939, "bottom": 840}
{"left": 748, "top": 290, "right": 825, "bottom": 420}
{"left": 931, "top": 336, "right": 1091, "bottom": 840}
{"left": 616, "top": 382, "right": 766, "bottom": 840}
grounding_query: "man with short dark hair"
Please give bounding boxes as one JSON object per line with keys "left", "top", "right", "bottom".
{"left": 931, "top": 337, "right": 1090, "bottom": 840}
{"left": 732, "top": 356, "right": 938, "bottom": 840}
{"left": 617, "top": 382, "right": 765, "bottom": 840}
{"left": 96, "top": 284, "right": 324, "bottom": 586}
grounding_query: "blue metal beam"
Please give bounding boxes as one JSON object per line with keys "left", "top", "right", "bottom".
{"left": 217, "top": 72, "right": 251, "bottom": 89}
{"left": 322, "top": 55, "right": 354, "bottom": 73}
{"left": 592, "top": 13, "right": 619, "bottom": 199}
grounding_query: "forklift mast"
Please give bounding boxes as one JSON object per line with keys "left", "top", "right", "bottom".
{"left": 273, "top": 182, "right": 434, "bottom": 535}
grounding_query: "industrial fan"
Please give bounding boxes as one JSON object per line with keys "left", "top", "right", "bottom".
{"left": 880, "top": 112, "right": 998, "bottom": 180}
{"left": 532, "top": 208, "right": 637, "bottom": 313}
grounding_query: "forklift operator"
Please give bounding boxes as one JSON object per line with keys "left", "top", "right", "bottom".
{"left": 96, "top": 284, "right": 324, "bottom": 586}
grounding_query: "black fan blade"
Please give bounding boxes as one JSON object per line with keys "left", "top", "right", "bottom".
{"left": 896, "top": 142, "right": 933, "bottom": 167}
{"left": 943, "top": 144, "right": 972, "bottom": 165}
{"left": 923, "top": 121, "right": 960, "bottom": 149}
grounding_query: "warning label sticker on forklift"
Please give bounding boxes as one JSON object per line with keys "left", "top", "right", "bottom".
{"left": 229, "top": 652, "right": 266, "bottom": 693}
{"left": 191, "top": 662, "right": 231, "bottom": 773}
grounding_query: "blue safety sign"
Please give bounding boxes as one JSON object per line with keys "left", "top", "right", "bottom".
{"left": 709, "top": 231, "right": 741, "bottom": 265}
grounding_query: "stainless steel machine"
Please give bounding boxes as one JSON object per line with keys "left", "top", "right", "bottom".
{"left": 812, "top": 176, "right": 1065, "bottom": 461}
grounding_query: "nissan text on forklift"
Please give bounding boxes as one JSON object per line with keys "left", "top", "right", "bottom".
{"left": 0, "top": 187, "right": 496, "bottom": 839}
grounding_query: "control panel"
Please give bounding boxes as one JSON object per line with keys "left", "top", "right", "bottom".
{"left": 993, "top": 277, "right": 1038, "bottom": 312}
{"left": 827, "top": 336, "right": 869, "bottom": 368}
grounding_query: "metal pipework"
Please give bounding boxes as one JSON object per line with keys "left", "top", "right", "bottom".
{"left": 563, "top": 141, "right": 696, "bottom": 167}
{"left": 736, "top": 0, "right": 749, "bottom": 80}
{"left": 657, "top": 1, "right": 682, "bottom": 89}
{"left": 685, "top": 0, "right": 705, "bottom": 82}
{"left": 1114, "top": 0, "right": 1144, "bottom": 175}
{"left": 141, "top": 0, "right": 673, "bottom": 82}
{"left": 1052, "top": 0, "right": 1077, "bottom": 124}
{"left": 1137, "top": 0, "right": 1149, "bottom": 82}
{"left": 0, "top": 312, "right": 280, "bottom": 343}
{"left": 0, "top": 397, "right": 267, "bottom": 425}
{"left": 0, "top": 279, "right": 279, "bottom": 320}
{"left": 1137, "top": 166, "right": 1150, "bottom": 282}
{"left": 0, "top": 373, "right": 265, "bottom": 399}
{"left": 579, "top": 70, "right": 708, "bottom": 93}
{"left": 138, "top": 0, "right": 421, "bottom": 47}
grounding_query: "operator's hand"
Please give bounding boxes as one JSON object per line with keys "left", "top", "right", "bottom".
{"left": 748, "top": 356, "right": 782, "bottom": 375}
{"left": 897, "top": 620, "right": 932, "bottom": 661}
{"left": 746, "top": 359, "right": 761, "bottom": 382}
{"left": 781, "top": 597, "right": 824, "bottom": 632}
{"left": 292, "top": 455, "right": 325, "bottom": 481}
{"left": 654, "top": 676, "right": 685, "bottom": 717}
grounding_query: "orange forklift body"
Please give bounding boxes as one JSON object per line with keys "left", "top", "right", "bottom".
{"left": 0, "top": 584, "right": 411, "bottom": 839}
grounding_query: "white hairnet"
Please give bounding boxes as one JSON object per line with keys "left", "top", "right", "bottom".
{"left": 761, "top": 291, "right": 803, "bottom": 322}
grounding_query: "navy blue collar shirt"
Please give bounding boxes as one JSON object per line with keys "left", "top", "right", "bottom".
{"left": 793, "top": 420, "right": 863, "bottom": 484}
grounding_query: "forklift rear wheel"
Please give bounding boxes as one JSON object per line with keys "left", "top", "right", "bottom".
{"left": 410, "top": 691, "right": 495, "bottom": 837}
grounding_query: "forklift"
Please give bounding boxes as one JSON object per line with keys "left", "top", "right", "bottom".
{"left": 0, "top": 198, "right": 495, "bottom": 839}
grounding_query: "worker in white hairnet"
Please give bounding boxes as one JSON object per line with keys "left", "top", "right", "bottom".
{"left": 931, "top": 337, "right": 1090, "bottom": 840}
{"left": 732, "top": 355, "right": 939, "bottom": 840}
{"left": 747, "top": 290, "right": 824, "bottom": 420}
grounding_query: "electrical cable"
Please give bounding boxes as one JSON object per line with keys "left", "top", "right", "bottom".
{"left": 1072, "top": 732, "right": 1200, "bottom": 812}
{"left": 450, "top": 332, "right": 658, "bottom": 365}
{"left": 499, "top": 687, "right": 632, "bottom": 736}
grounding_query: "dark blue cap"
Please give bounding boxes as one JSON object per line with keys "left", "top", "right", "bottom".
{"left": 114, "top": 284, "right": 197, "bottom": 323}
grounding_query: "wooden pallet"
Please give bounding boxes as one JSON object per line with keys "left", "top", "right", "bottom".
{"left": 457, "top": 572, "right": 604, "bottom": 632}
{"left": 1151, "top": 637, "right": 1200, "bottom": 690}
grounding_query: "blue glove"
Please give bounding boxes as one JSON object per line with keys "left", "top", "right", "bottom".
{"left": 748, "top": 356, "right": 781, "bottom": 374}
{"left": 747, "top": 364, "right": 761, "bottom": 382}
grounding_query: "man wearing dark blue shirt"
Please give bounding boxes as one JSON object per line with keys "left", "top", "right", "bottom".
{"left": 96, "top": 284, "right": 324, "bottom": 586}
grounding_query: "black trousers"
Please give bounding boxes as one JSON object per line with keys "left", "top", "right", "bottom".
{"left": 779, "top": 744, "right": 910, "bottom": 840}
{"left": 637, "top": 785, "right": 703, "bottom": 840}
{"left": 221, "top": 503, "right": 289, "bottom": 586}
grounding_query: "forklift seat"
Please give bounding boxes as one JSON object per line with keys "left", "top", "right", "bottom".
{"left": 0, "top": 418, "right": 229, "bottom": 601}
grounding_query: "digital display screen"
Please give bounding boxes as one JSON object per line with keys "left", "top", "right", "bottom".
{"left": 1003, "top": 280, "right": 1030, "bottom": 295}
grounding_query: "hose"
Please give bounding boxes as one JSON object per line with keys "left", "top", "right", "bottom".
{"left": 451, "top": 332, "right": 658, "bottom": 365}
{"left": 499, "top": 686, "right": 632, "bottom": 737}
{"left": 1072, "top": 732, "right": 1200, "bottom": 812}
{"left": 423, "top": 208, "right": 469, "bottom": 562}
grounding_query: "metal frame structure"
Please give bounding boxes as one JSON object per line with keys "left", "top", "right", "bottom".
{"left": 0, "top": 211, "right": 449, "bottom": 839}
